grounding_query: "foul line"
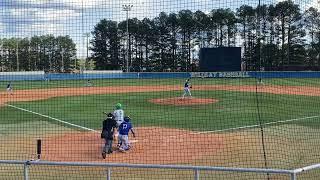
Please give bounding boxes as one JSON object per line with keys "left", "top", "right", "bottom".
{"left": 5, "top": 104, "right": 139, "bottom": 143}
{"left": 192, "top": 115, "right": 320, "bottom": 134}
{"left": 6, "top": 104, "right": 98, "bottom": 132}
{"left": 6, "top": 104, "right": 319, "bottom": 137}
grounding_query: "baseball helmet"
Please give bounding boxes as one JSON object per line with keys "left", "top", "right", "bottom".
{"left": 115, "top": 103, "right": 122, "bottom": 109}
{"left": 124, "top": 116, "right": 131, "bottom": 122}
{"left": 106, "top": 113, "right": 114, "bottom": 120}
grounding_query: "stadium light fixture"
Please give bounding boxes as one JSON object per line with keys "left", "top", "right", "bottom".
{"left": 122, "top": 4, "right": 133, "bottom": 72}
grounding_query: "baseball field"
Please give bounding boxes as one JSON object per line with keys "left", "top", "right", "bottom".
{"left": 1, "top": 77, "right": 320, "bottom": 179}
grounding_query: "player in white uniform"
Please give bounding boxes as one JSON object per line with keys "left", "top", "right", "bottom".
{"left": 6, "top": 82, "right": 13, "bottom": 95}
{"left": 85, "top": 79, "right": 93, "bottom": 87}
{"left": 113, "top": 103, "right": 124, "bottom": 127}
{"left": 113, "top": 103, "right": 124, "bottom": 147}
{"left": 182, "top": 78, "right": 192, "bottom": 98}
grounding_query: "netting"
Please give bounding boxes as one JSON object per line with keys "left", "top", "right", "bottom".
{"left": 1, "top": 0, "right": 320, "bottom": 179}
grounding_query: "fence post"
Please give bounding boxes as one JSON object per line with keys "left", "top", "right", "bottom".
{"left": 106, "top": 168, "right": 111, "bottom": 180}
{"left": 194, "top": 169, "right": 199, "bottom": 180}
{"left": 291, "top": 173, "right": 297, "bottom": 180}
{"left": 23, "top": 162, "right": 29, "bottom": 180}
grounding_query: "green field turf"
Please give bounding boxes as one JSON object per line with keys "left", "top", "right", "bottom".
{"left": 1, "top": 77, "right": 320, "bottom": 90}
{"left": 2, "top": 90, "right": 320, "bottom": 132}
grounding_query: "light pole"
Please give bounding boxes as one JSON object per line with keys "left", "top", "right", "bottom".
{"left": 48, "top": 48, "right": 52, "bottom": 72}
{"left": 122, "top": 4, "right": 133, "bottom": 72}
{"left": 16, "top": 40, "right": 19, "bottom": 71}
{"left": 0, "top": 40, "right": 2, "bottom": 71}
{"left": 83, "top": 33, "right": 90, "bottom": 60}
{"left": 61, "top": 48, "right": 65, "bottom": 72}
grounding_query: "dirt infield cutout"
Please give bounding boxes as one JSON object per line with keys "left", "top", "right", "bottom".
{"left": 41, "top": 127, "right": 225, "bottom": 163}
{"left": 149, "top": 97, "right": 218, "bottom": 106}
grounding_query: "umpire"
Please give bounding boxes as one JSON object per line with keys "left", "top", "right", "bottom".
{"left": 101, "top": 112, "right": 117, "bottom": 159}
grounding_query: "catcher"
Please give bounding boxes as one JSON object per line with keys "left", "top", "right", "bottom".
{"left": 118, "top": 116, "right": 136, "bottom": 152}
{"left": 182, "top": 78, "right": 192, "bottom": 98}
{"left": 101, "top": 112, "right": 117, "bottom": 159}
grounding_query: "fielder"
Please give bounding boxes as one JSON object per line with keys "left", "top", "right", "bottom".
{"left": 118, "top": 116, "right": 135, "bottom": 152}
{"left": 85, "top": 79, "right": 93, "bottom": 87}
{"left": 6, "top": 82, "right": 13, "bottom": 95}
{"left": 182, "top": 78, "right": 192, "bottom": 98}
{"left": 257, "top": 77, "right": 265, "bottom": 85}
{"left": 101, "top": 112, "right": 117, "bottom": 159}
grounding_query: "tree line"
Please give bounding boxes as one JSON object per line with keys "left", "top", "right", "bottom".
{"left": 91, "top": 1, "right": 320, "bottom": 71}
{"left": 0, "top": 35, "right": 76, "bottom": 72}
{"left": 1, "top": 1, "right": 320, "bottom": 72}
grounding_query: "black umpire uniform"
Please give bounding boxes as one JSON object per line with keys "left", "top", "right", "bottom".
{"left": 101, "top": 113, "right": 117, "bottom": 159}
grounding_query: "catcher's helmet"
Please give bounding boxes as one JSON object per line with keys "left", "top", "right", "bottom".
{"left": 124, "top": 116, "right": 131, "bottom": 122}
{"left": 106, "top": 113, "right": 114, "bottom": 120}
{"left": 115, "top": 103, "right": 122, "bottom": 109}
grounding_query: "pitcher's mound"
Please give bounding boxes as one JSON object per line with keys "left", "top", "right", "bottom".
{"left": 149, "top": 97, "right": 218, "bottom": 106}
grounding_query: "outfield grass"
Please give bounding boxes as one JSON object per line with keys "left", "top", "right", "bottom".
{"left": 0, "top": 78, "right": 253, "bottom": 90}
{"left": 2, "top": 90, "right": 320, "bottom": 132}
{"left": 1, "top": 77, "right": 320, "bottom": 90}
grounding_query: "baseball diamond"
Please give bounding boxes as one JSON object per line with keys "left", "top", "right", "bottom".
{"left": 0, "top": 75, "right": 320, "bottom": 179}
{"left": 1, "top": 0, "right": 320, "bottom": 179}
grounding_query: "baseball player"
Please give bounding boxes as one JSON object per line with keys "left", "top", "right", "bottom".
{"left": 85, "top": 79, "right": 93, "bottom": 87}
{"left": 118, "top": 116, "right": 135, "bottom": 152}
{"left": 113, "top": 103, "right": 125, "bottom": 147}
{"left": 101, "top": 112, "right": 117, "bottom": 159}
{"left": 182, "top": 78, "right": 192, "bottom": 98}
{"left": 113, "top": 103, "right": 124, "bottom": 127}
{"left": 6, "top": 82, "right": 13, "bottom": 95}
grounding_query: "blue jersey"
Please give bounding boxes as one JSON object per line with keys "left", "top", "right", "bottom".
{"left": 119, "top": 121, "right": 133, "bottom": 135}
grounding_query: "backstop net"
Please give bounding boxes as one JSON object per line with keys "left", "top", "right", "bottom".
{"left": 0, "top": 0, "right": 320, "bottom": 179}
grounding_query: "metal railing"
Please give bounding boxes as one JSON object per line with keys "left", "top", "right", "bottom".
{"left": 0, "top": 160, "right": 319, "bottom": 180}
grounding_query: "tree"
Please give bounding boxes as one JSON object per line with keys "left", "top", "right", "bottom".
{"left": 77, "top": 58, "right": 95, "bottom": 71}
{"left": 261, "top": 44, "right": 280, "bottom": 70}
{"left": 140, "top": 18, "right": 156, "bottom": 71}
{"left": 40, "top": 35, "right": 55, "bottom": 72}
{"left": 91, "top": 19, "right": 120, "bottom": 70}
{"left": 178, "top": 10, "right": 195, "bottom": 71}
{"left": 129, "top": 18, "right": 144, "bottom": 72}
{"left": 55, "top": 36, "right": 77, "bottom": 72}
{"left": 167, "top": 13, "right": 180, "bottom": 71}
{"left": 193, "top": 10, "right": 210, "bottom": 48}
{"left": 1, "top": 38, "right": 17, "bottom": 71}
{"left": 304, "top": 7, "right": 319, "bottom": 44}
{"left": 237, "top": 5, "right": 256, "bottom": 70}
{"left": 274, "top": 0, "right": 304, "bottom": 66}
{"left": 304, "top": 7, "right": 320, "bottom": 67}
{"left": 18, "top": 38, "right": 31, "bottom": 71}
{"left": 211, "top": 8, "right": 237, "bottom": 47}
{"left": 29, "top": 36, "right": 42, "bottom": 71}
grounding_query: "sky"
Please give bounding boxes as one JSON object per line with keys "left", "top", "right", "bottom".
{"left": 0, "top": 0, "right": 317, "bottom": 58}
